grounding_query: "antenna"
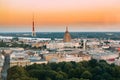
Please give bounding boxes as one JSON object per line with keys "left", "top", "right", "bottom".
{"left": 32, "top": 13, "right": 36, "bottom": 37}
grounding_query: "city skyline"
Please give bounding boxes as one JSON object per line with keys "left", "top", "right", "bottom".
{"left": 0, "top": 0, "right": 120, "bottom": 32}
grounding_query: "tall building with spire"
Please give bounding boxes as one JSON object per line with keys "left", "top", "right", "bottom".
{"left": 32, "top": 15, "right": 36, "bottom": 37}
{"left": 63, "top": 26, "right": 71, "bottom": 42}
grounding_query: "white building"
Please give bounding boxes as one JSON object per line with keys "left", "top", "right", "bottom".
{"left": 0, "top": 36, "right": 13, "bottom": 40}
{"left": 46, "top": 42, "right": 80, "bottom": 49}
{"left": 115, "top": 58, "right": 120, "bottom": 66}
{"left": 87, "top": 41, "right": 100, "bottom": 46}
{"left": 91, "top": 51, "right": 119, "bottom": 61}
{"left": 19, "top": 37, "right": 51, "bottom": 42}
{"left": 46, "top": 42, "right": 64, "bottom": 49}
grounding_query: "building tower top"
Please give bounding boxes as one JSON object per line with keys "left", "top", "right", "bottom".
{"left": 66, "top": 26, "right": 68, "bottom": 32}
{"left": 63, "top": 26, "right": 71, "bottom": 42}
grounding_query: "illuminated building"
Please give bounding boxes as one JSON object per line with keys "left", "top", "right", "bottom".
{"left": 63, "top": 27, "right": 71, "bottom": 42}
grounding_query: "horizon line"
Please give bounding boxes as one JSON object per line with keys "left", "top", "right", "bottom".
{"left": 0, "top": 31, "right": 120, "bottom": 33}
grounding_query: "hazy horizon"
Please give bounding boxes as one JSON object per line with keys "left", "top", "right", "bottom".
{"left": 0, "top": 0, "right": 120, "bottom": 32}
{"left": 0, "top": 24, "right": 120, "bottom": 32}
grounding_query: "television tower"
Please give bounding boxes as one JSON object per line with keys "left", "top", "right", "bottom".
{"left": 32, "top": 14, "right": 36, "bottom": 37}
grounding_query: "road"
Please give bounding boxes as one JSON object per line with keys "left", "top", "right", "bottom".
{"left": 1, "top": 54, "right": 10, "bottom": 80}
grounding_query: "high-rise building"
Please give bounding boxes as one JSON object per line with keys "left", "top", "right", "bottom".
{"left": 63, "top": 26, "right": 71, "bottom": 42}
{"left": 32, "top": 15, "right": 36, "bottom": 37}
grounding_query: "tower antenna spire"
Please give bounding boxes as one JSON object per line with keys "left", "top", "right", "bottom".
{"left": 32, "top": 13, "right": 34, "bottom": 22}
{"left": 32, "top": 13, "right": 36, "bottom": 37}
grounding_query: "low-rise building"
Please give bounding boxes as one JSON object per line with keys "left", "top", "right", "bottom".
{"left": 10, "top": 60, "right": 30, "bottom": 67}
{"left": 43, "top": 52, "right": 91, "bottom": 63}
{"left": 91, "top": 51, "right": 119, "bottom": 61}
{"left": 30, "top": 60, "right": 48, "bottom": 65}
{"left": 46, "top": 42, "right": 80, "bottom": 49}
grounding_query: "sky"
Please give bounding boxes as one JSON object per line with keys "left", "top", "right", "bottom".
{"left": 0, "top": 0, "right": 120, "bottom": 32}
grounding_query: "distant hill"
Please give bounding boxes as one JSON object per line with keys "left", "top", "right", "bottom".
{"left": 0, "top": 32, "right": 120, "bottom": 40}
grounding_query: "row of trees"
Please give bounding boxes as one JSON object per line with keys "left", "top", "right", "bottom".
{"left": 7, "top": 59, "right": 120, "bottom": 80}
{"left": 0, "top": 40, "right": 8, "bottom": 47}
{"left": 0, "top": 40, "right": 46, "bottom": 49}
{"left": 0, "top": 40, "right": 30, "bottom": 48}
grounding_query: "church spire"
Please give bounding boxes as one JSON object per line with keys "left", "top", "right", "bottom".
{"left": 66, "top": 26, "right": 68, "bottom": 32}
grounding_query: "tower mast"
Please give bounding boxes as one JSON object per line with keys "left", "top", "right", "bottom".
{"left": 32, "top": 14, "right": 36, "bottom": 37}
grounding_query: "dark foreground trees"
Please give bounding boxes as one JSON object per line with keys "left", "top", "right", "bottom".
{"left": 7, "top": 59, "right": 120, "bottom": 80}
{"left": 7, "top": 66, "right": 38, "bottom": 80}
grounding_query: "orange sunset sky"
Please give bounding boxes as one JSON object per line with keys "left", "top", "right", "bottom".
{"left": 0, "top": 0, "right": 120, "bottom": 32}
